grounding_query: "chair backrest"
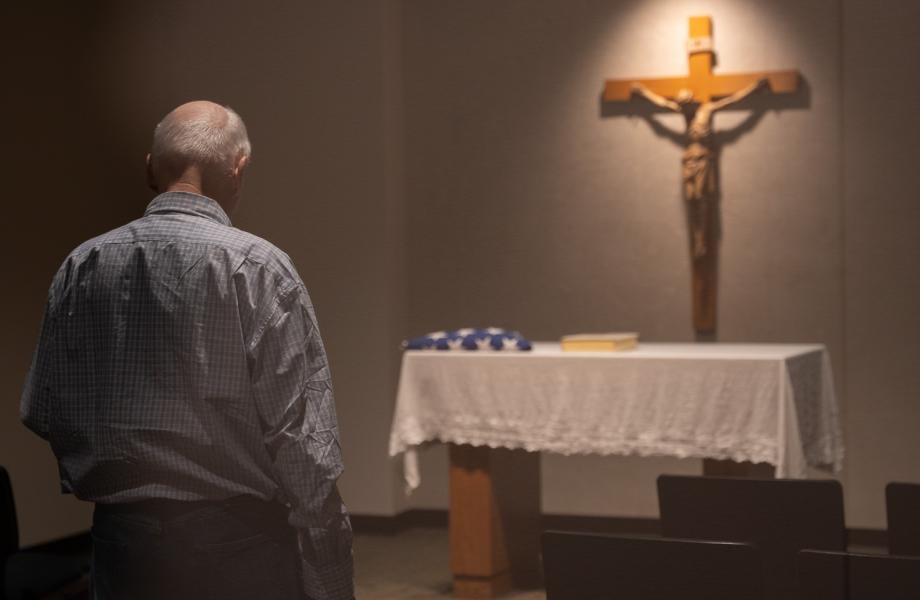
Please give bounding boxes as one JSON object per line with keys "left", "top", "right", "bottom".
{"left": 542, "top": 531, "right": 763, "bottom": 600}
{"left": 0, "top": 465, "right": 19, "bottom": 559}
{"left": 886, "top": 482, "right": 920, "bottom": 556}
{"left": 657, "top": 475, "right": 846, "bottom": 600}
{"left": 798, "top": 549, "right": 920, "bottom": 600}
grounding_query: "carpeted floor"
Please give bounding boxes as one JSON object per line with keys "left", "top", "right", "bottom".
{"left": 353, "top": 528, "right": 545, "bottom": 600}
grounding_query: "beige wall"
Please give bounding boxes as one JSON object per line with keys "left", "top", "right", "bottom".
{"left": 3, "top": 0, "right": 919, "bottom": 546}
{"left": 842, "top": 0, "right": 920, "bottom": 527}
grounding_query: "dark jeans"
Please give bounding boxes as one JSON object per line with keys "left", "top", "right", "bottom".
{"left": 92, "top": 497, "right": 303, "bottom": 600}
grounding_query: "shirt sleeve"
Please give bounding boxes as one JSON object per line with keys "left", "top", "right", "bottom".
{"left": 20, "top": 293, "right": 57, "bottom": 440}
{"left": 247, "top": 281, "right": 354, "bottom": 600}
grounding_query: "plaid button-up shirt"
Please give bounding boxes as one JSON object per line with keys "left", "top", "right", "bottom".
{"left": 21, "top": 192, "right": 353, "bottom": 598}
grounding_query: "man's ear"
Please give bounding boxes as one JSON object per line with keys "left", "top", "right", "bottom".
{"left": 234, "top": 154, "right": 250, "bottom": 179}
{"left": 145, "top": 154, "right": 159, "bottom": 193}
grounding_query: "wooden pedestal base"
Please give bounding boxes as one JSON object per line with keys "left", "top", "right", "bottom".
{"left": 449, "top": 445, "right": 541, "bottom": 598}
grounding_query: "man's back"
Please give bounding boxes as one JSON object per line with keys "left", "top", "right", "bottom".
{"left": 24, "top": 191, "right": 307, "bottom": 501}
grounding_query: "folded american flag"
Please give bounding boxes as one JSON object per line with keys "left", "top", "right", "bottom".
{"left": 402, "top": 327, "right": 532, "bottom": 351}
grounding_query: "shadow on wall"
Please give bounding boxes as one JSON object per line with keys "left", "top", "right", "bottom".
{"left": 6, "top": 1, "right": 151, "bottom": 290}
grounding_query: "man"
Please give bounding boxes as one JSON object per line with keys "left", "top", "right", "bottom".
{"left": 20, "top": 101, "right": 353, "bottom": 600}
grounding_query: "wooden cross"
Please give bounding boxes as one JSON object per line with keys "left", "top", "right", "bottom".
{"left": 603, "top": 16, "right": 800, "bottom": 334}
{"left": 604, "top": 16, "right": 799, "bottom": 102}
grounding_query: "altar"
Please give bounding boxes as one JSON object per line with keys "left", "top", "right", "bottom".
{"left": 388, "top": 342, "right": 844, "bottom": 597}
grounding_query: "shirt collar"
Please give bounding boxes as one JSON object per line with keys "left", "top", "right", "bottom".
{"left": 144, "top": 192, "right": 232, "bottom": 227}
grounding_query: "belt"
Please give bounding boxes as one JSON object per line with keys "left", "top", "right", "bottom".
{"left": 96, "top": 495, "right": 286, "bottom": 521}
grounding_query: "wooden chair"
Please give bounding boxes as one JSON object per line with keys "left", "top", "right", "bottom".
{"left": 657, "top": 475, "right": 846, "bottom": 600}
{"left": 886, "top": 482, "right": 920, "bottom": 556}
{"left": 798, "top": 549, "right": 920, "bottom": 600}
{"left": 542, "top": 531, "right": 763, "bottom": 600}
{"left": 1, "top": 465, "right": 89, "bottom": 600}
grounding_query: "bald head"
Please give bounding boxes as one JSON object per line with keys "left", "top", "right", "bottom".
{"left": 148, "top": 101, "right": 251, "bottom": 213}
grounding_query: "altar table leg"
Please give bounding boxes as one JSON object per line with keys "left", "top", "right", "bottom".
{"left": 703, "top": 458, "right": 776, "bottom": 478}
{"left": 448, "top": 444, "right": 541, "bottom": 598}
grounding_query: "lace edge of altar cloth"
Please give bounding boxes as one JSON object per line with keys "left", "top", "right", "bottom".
{"left": 390, "top": 427, "right": 843, "bottom": 494}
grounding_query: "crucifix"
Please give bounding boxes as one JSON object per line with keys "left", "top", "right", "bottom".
{"left": 604, "top": 16, "right": 800, "bottom": 334}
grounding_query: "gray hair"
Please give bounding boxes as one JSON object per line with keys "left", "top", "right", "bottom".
{"left": 150, "top": 103, "right": 251, "bottom": 177}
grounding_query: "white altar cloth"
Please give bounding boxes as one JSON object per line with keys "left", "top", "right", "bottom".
{"left": 388, "top": 343, "right": 844, "bottom": 488}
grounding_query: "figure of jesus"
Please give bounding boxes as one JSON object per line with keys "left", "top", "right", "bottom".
{"left": 631, "top": 78, "right": 769, "bottom": 260}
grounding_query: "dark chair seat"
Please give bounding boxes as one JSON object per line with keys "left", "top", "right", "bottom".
{"left": 1, "top": 466, "right": 89, "bottom": 600}
{"left": 798, "top": 549, "right": 920, "bottom": 600}
{"left": 657, "top": 474, "right": 846, "bottom": 600}
{"left": 886, "top": 482, "right": 920, "bottom": 556}
{"left": 542, "top": 531, "right": 763, "bottom": 600}
{"left": 4, "top": 552, "right": 88, "bottom": 600}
